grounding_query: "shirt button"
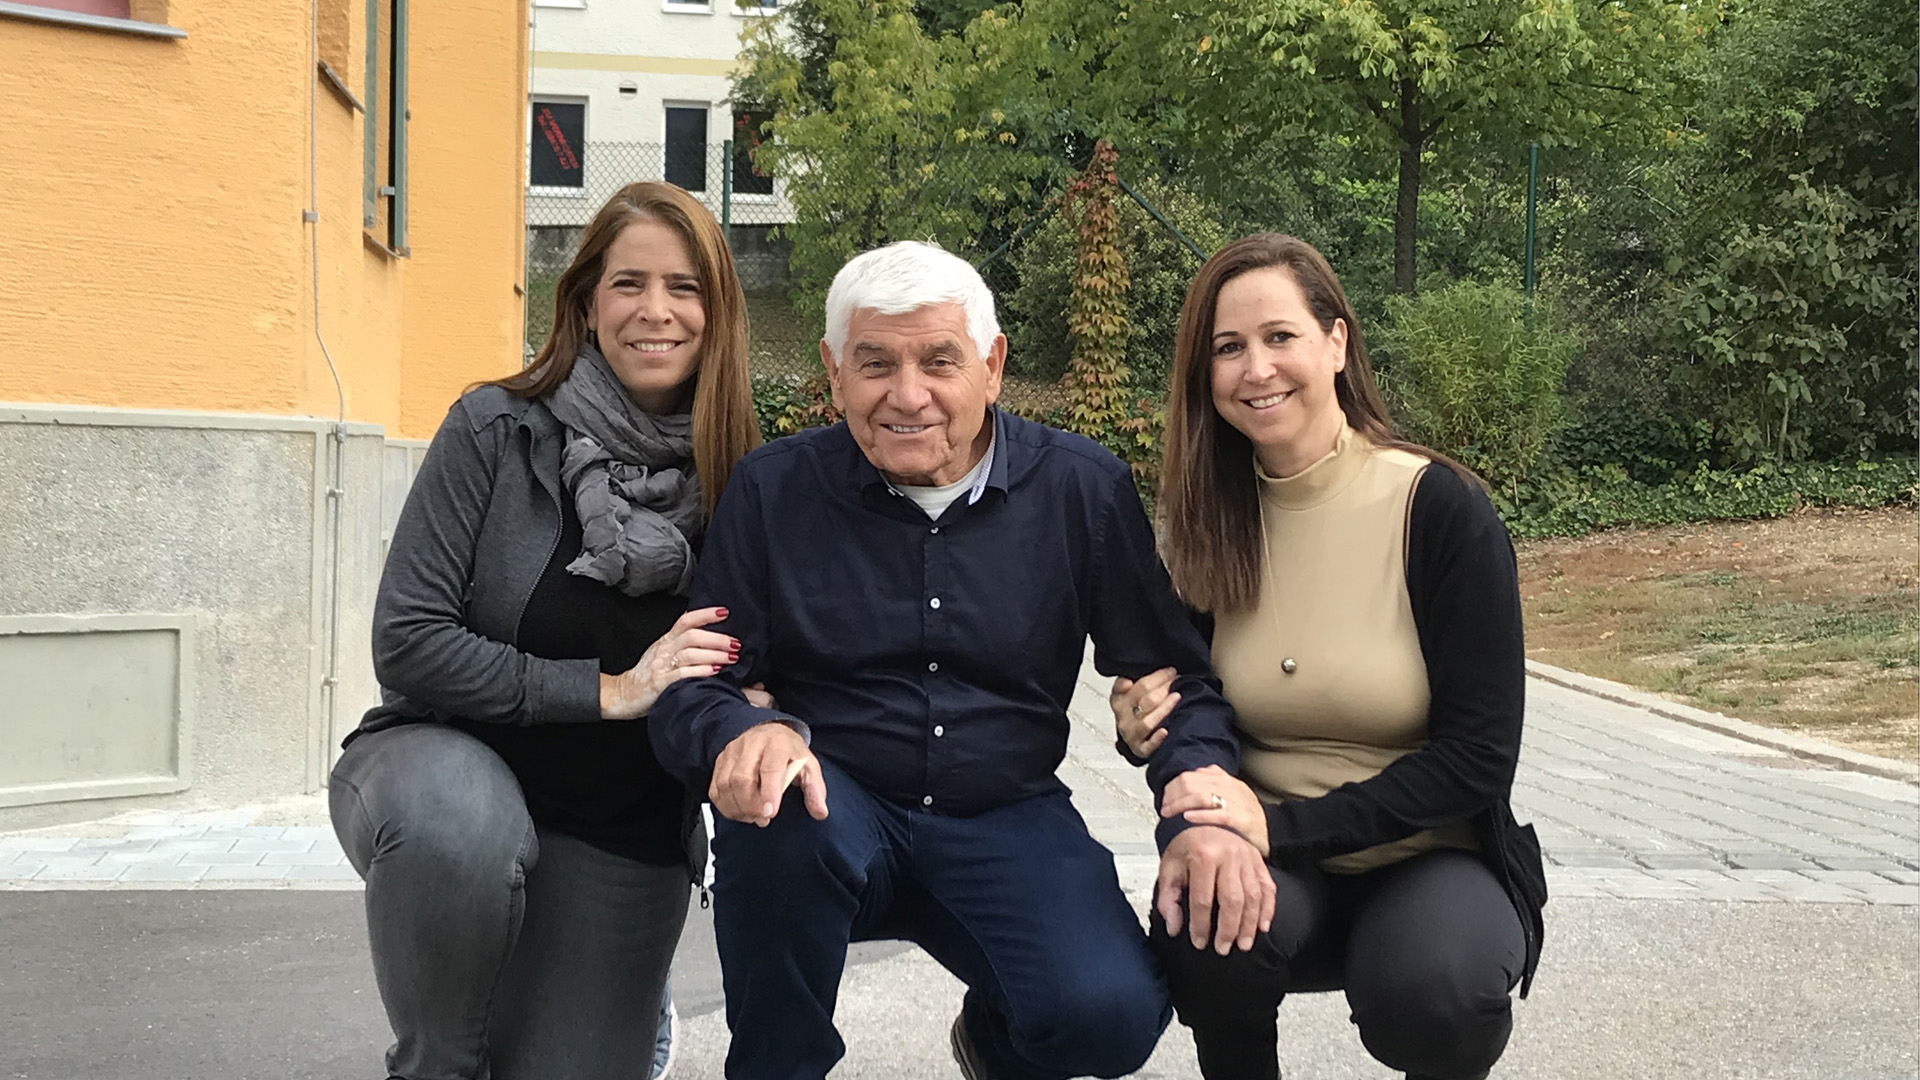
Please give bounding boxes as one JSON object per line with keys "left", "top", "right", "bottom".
{"left": 930, "top": 526, "right": 940, "bottom": 535}
{"left": 928, "top": 661, "right": 939, "bottom": 672}
{"left": 933, "top": 725, "right": 945, "bottom": 737}
{"left": 922, "top": 795, "right": 934, "bottom": 806}
{"left": 929, "top": 597, "right": 941, "bottom": 610}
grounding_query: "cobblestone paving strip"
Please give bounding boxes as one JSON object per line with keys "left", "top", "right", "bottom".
{"left": 3, "top": 661, "right": 1915, "bottom": 906}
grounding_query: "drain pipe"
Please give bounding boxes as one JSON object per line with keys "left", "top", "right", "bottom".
{"left": 308, "top": 0, "right": 349, "bottom": 790}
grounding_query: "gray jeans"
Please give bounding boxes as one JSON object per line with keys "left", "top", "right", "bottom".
{"left": 330, "top": 723, "right": 690, "bottom": 1080}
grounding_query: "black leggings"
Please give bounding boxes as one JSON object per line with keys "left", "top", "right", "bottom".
{"left": 1151, "top": 849, "right": 1525, "bottom": 1080}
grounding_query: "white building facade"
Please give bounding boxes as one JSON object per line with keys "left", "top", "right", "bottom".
{"left": 526, "top": 0, "right": 792, "bottom": 235}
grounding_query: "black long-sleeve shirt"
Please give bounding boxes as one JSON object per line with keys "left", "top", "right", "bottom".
{"left": 650, "top": 409, "right": 1238, "bottom": 839}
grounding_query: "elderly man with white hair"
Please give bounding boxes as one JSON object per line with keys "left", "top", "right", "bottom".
{"left": 651, "top": 241, "right": 1275, "bottom": 1080}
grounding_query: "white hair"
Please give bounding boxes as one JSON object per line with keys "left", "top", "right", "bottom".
{"left": 823, "top": 241, "right": 1001, "bottom": 366}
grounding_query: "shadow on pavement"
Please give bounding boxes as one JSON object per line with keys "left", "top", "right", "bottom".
{"left": 0, "top": 890, "right": 910, "bottom": 1080}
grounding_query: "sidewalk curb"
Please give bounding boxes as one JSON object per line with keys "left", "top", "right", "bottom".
{"left": 1525, "top": 660, "right": 1920, "bottom": 785}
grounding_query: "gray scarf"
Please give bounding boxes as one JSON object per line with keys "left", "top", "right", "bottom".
{"left": 543, "top": 341, "right": 702, "bottom": 597}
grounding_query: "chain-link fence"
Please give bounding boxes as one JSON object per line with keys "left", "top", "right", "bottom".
{"left": 523, "top": 143, "right": 1229, "bottom": 431}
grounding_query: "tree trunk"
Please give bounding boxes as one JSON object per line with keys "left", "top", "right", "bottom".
{"left": 1393, "top": 78, "right": 1422, "bottom": 295}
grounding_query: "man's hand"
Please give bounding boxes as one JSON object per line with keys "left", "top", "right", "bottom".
{"left": 1155, "top": 825, "right": 1276, "bottom": 956}
{"left": 709, "top": 722, "right": 829, "bottom": 827}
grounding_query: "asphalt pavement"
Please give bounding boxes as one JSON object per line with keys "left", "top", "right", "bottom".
{"left": 3, "top": 656, "right": 1916, "bottom": 1079}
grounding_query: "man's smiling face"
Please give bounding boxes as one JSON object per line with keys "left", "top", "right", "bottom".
{"left": 823, "top": 301, "right": 1005, "bottom": 487}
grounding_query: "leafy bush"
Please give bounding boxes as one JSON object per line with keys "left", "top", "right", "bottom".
{"left": 1376, "top": 282, "right": 1580, "bottom": 499}
{"left": 1503, "top": 457, "right": 1918, "bottom": 540}
{"left": 1541, "top": 408, "right": 1712, "bottom": 486}
{"left": 752, "top": 373, "right": 840, "bottom": 439}
{"left": 1005, "top": 175, "right": 1230, "bottom": 393}
{"left": 1658, "top": 0, "right": 1918, "bottom": 462}
{"left": 1665, "top": 176, "right": 1918, "bottom": 462}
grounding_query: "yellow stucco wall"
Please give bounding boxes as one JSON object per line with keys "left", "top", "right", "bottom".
{"left": 0, "top": 0, "right": 527, "bottom": 439}
{"left": 399, "top": 0, "right": 532, "bottom": 438}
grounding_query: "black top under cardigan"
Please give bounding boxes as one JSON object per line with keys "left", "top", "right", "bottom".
{"left": 454, "top": 490, "right": 688, "bottom": 864}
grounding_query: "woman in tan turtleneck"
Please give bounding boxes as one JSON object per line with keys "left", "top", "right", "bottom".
{"left": 1111, "top": 234, "right": 1547, "bottom": 1080}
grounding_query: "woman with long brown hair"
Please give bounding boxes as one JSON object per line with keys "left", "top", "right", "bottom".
{"left": 329, "top": 182, "right": 762, "bottom": 1080}
{"left": 1111, "top": 234, "right": 1547, "bottom": 1080}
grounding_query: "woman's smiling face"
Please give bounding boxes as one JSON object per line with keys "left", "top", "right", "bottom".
{"left": 1207, "top": 266, "right": 1349, "bottom": 477}
{"left": 589, "top": 218, "right": 706, "bottom": 413}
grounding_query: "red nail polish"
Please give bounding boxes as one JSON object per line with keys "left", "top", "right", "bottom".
{"left": 730, "top": 639, "right": 742, "bottom": 651}
{"left": 716, "top": 608, "right": 729, "bottom": 618}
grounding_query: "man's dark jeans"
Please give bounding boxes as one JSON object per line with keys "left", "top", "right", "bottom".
{"left": 710, "top": 758, "right": 1169, "bottom": 1080}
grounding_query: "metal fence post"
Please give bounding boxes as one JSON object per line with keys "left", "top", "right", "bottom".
{"left": 721, "top": 138, "right": 733, "bottom": 240}
{"left": 1115, "top": 175, "right": 1207, "bottom": 261}
{"left": 1524, "top": 143, "right": 1539, "bottom": 297}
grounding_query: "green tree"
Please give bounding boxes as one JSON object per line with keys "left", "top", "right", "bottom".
{"left": 1171, "top": 0, "right": 1702, "bottom": 293}
{"left": 1661, "top": 0, "right": 1918, "bottom": 461}
{"left": 733, "top": 0, "right": 1067, "bottom": 325}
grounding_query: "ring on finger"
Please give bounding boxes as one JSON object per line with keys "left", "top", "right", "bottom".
{"left": 1210, "top": 793, "right": 1224, "bottom": 810}
{"left": 1130, "top": 704, "right": 1141, "bottom": 717}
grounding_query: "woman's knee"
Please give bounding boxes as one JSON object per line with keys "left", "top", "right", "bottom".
{"left": 1349, "top": 972, "right": 1514, "bottom": 1077}
{"left": 1150, "top": 908, "right": 1293, "bottom": 1022}
{"left": 1342, "top": 851, "right": 1524, "bottom": 1075}
{"left": 330, "top": 725, "right": 535, "bottom": 880}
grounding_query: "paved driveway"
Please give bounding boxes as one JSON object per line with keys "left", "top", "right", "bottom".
{"left": 4, "top": 660, "right": 1915, "bottom": 1079}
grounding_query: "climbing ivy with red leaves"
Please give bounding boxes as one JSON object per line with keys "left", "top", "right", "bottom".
{"left": 1061, "top": 141, "right": 1164, "bottom": 489}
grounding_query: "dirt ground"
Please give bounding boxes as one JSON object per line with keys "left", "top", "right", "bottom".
{"left": 1517, "top": 506, "right": 1919, "bottom": 762}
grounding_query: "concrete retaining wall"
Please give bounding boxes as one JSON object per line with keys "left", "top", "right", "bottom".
{"left": 0, "top": 404, "right": 424, "bottom": 828}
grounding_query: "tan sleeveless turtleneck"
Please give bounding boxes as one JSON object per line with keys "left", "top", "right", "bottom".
{"left": 1212, "top": 426, "right": 1477, "bottom": 873}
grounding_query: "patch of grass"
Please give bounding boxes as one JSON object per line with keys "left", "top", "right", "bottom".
{"left": 1520, "top": 508, "right": 1920, "bottom": 761}
{"left": 1804, "top": 610, "right": 1902, "bottom": 641}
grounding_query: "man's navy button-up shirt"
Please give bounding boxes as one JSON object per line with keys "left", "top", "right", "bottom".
{"left": 651, "top": 409, "right": 1239, "bottom": 834}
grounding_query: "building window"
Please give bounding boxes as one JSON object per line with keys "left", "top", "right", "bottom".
{"left": 731, "top": 110, "right": 774, "bottom": 196}
{"left": 664, "top": 106, "right": 708, "bottom": 192}
{"left": 530, "top": 101, "right": 586, "bottom": 190}
{"left": 363, "top": 0, "right": 410, "bottom": 254}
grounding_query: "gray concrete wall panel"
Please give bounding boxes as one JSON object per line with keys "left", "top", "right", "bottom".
{"left": 0, "top": 407, "right": 418, "bottom": 827}
{"left": 0, "top": 614, "right": 194, "bottom": 806}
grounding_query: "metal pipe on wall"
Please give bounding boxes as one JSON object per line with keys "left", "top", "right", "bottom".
{"left": 309, "top": 0, "right": 350, "bottom": 789}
